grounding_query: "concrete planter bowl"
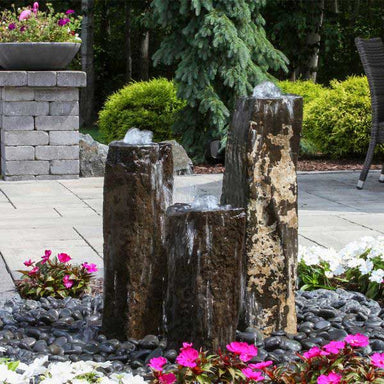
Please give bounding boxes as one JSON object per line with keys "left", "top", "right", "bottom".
{"left": 0, "top": 42, "right": 80, "bottom": 70}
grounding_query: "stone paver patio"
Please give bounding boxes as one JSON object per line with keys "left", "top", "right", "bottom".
{"left": 0, "top": 170, "right": 383, "bottom": 295}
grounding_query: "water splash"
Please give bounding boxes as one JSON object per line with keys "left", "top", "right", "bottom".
{"left": 252, "top": 81, "right": 282, "bottom": 98}
{"left": 123, "top": 127, "right": 153, "bottom": 144}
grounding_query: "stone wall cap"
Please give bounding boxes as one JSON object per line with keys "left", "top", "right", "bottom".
{"left": 0, "top": 71, "right": 86, "bottom": 88}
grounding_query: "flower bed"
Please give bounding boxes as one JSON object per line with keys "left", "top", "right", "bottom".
{"left": 0, "top": 2, "right": 81, "bottom": 43}
{"left": 299, "top": 236, "right": 384, "bottom": 300}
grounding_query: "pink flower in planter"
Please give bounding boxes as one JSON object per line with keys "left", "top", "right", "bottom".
{"left": 303, "top": 346, "right": 328, "bottom": 359}
{"left": 149, "top": 356, "right": 167, "bottom": 371}
{"left": 58, "top": 253, "right": 71, "bottom": 263}
{"left": 33, "top": 2, "right": 39, "bottom": 13}
{"left": 176, "top": 345, "right": 199, "bottom": 368}
{"left": 323, "top": 341, "right": 345, "bottom": 355}
{"left": 20, "top": 26, "right": 26, "bottom": 32}
{"left": 241, "top": 368, "right": 264, "bottom": 381}
{"left": 82, "top": 262, "right": 98, "bottom": 273}
{"left": 371, "top": 353, "right": 384, "bottom": 369}
{"left": 181, "top": 342, "right": 193, "bottom": 349}
{"left": 28, "top": 266, "right": 39, "bottom": 276}
{"left": 58, "top": 18, "right": 70, "bottom": 26}
{"left": 23, "top": 259, "right": 33, "bottom": 267}
{"left": 158, "top": 373, "right": 176, "bottom": 384}
{"left": 63, "top": 275, "right": 74, "bottom": 289}
{"left": 317, "top": 371, "right": 342, "bottom": 384}
{"left": 249, "top": 361, "right": 273, "bottom": 369}
{"left": 344, "top": 333, "right": 369, "bottom": 348}
{"left": 226, "top": 341, "right": 258, "bottom": 362}
{"left": 8, "top": 23, "right": 16, "bottom": 30}
{"left": 66, "top": 9, "right": 75, "bottom": 15}
{"left": 41, "top": 250, "right": 52, "bottom": 264}
{"left": 19, "top": 10, "right": 32, "bottom": 21}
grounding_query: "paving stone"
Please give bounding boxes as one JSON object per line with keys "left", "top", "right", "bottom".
{"left": 2, "top": 131, "right": 49, "bottom": 146}
{"left": 57, "top": 72, "right": 86, "bottom": 87}
{"left": 2, "top": 146, "right": 34, "bottom": 161}
{"left": 3, "top": 160, "right": 49, "bottom": 176}
{"left": 50, "top": 160, "right": 80, "bottom": 175}
{"left": 27, "top": 71, "right": 57, "bottom": 87}
{"left": 3, "top": 101, "right": 49, "bottom": 116}
{"left": 36, "top": 145, "right": 79, "bottom": 160}
{"left": 3, "top": 175, "right": 36, "bottom": 181}
{"left": 35, "top": 175, "right": 79, "bottom": 180}
{"left": 34, "top": 88, "right": 79, "bottom": 101}
{"left": 2, "top": 87, "right": 34, "bottom": 101}
{"left": 49, "top": 101, "right": 79, "bottom": 116}
{"left": 35, "top": 116, "right": 79, "bottom": 131}
{"left": 50, "top": 131, "right": 79, "bottom": 145}
{"left": 2, "top": 116, "right": 34, "bottom": 131}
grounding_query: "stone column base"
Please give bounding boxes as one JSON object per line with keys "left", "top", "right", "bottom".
{"left": 0, "top": 71, "right": 86, "bottom": 180}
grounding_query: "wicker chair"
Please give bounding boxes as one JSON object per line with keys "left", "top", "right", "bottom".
{"left": 355, "top": 37, "right": 384, "bottom": 189}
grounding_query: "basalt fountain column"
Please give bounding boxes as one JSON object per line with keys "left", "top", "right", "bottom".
{"left": 221, "top": 84, "right": 303, "bottom": 335}
{"left": 165, "top": 202, "right": 246, "bottom": 350}
{"left": 102, "top": 141, "right": 173, "bottom": 339}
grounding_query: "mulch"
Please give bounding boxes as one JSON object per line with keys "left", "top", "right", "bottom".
{"left": 194, "top": 159, "right": 383, "bottom": 174}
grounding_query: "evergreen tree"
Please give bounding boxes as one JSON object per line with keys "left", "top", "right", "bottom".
{"left": 152, "top": 0, "right": 288, "bottom": 159}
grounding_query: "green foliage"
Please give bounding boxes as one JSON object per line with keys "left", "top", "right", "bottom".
{"left": 279, "top": 80, "right": 326, "bottom": 104}
{"left": 99, "top": 78, "right": 185, "bottom": 143}
{"left": 304, "top": 76, "right": 374, "bottom": 158}
{"left": 0, "top": 3, "right": 82, "bottom": 43}
{"left": 17, "top": 251, "right": 97, "bottom": 299}
{"left": 152, "top": 0, "right": 288, "bottom": 159}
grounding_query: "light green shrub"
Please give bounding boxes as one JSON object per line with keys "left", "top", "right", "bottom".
{"left": 278, "top": 80, "right": 326, "bottom": 104}
{"left": 99, "top": 78, "right": 186, "bottom": 143}
{"left": 304, "top": 76, "right": 373, "bottom": 157}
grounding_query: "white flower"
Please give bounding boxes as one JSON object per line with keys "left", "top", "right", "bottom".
{"left": 358, "top": 259, "right": 374, "bottom": 275}
{"left": 369, "top": 269, "right": 384, "bottom": 283}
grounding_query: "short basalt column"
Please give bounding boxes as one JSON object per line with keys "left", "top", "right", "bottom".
{"left": 165, "top": 204, "right": 246, "bottom": 350}
{"left": 102, "top": 142, "right": 173, "bottom": 340}
{"left": 221, "top": 95, "right": 303, "bottom": 335}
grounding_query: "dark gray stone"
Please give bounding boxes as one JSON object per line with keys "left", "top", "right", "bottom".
{"left": 0, "top": 44, "right": 80, "bottom": 71}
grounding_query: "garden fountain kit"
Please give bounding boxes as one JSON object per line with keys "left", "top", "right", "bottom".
{"left": 102, "top": 83, "right": 303, "bottom": 348}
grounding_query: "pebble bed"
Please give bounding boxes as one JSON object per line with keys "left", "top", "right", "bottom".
{"left": 0, "top": 289, "right": 383, "bottom": 378}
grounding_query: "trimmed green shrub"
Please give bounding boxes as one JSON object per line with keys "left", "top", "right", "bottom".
{"left": 99, "top": 78, "right": 186, "bottom": 143}
{"left": 278, "top": 80, "right": 327, "bottom": 104}
{"left": 304, "top": 76, "right": 374, "bottom": 158}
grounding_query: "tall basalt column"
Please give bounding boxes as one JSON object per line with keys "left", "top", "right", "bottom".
{"left": 165, "top": 204, "right": 246, "bottom": 351}
{"left": 103, "top": 142, "right": 173, "bottom": 340}
{"left": 221, "top": 96, "right": 303, "bottom": 335}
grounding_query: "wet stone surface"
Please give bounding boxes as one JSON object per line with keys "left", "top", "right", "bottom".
{"left": 0, "top": 289, "right": 382, "bottom": 377}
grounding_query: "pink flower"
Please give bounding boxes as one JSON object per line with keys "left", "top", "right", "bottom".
{"left": 58, "top": 253, "right": 71, "bottom": 263}
{"left": 23, "top": 259, "right": 33, "bottom": 267}
{"left": 158, "top": 373, "right": 176, "bottom": 384}
{"left": 317, "top": 372, "right": 342, "bottom": 384}
{"left": 182, "top": 342, "right": 193, "bottom": 349}
{"left": 226, "top": 341, "right": 258, "bottom": 362}
{"left": 20, "top": 26, "right": 26, "bottom": 32}
{"left": 58, "top": 18, "right": 70, "bottom": 26}
{"left": 28, "top": 266, "right": 39, "bottom": 276}
{"left": 176, "top": 346, "right": 199, "bottom": 368}
{"left": 66, "top": 9, "right": 75, "bottom": 14}
{"left": 19, "top": 10, "right": 31, "bottom": 21}
{"left": 371, "top": 353, "right": 384, "bottom": 369}
{"left": 249, "top": 361, "right": 273, "bottom": 369}
{"left": 344, "top": 333, "right": 369, "bottom": 348}
{"left": 41, "top": 250, "right": 52, "bottom": 264}
{"left": 8, "top": 23, "right": 16, "bottom": 30}
{"left": 33, "top": 2, "right": 39, "bottom": 13}
{"left": 303, "top": 346, "right": 328, "bottom": 359}
{"left": 241, "top": 368, "right": 264, "bottom": 381}
{"left": 63, "top": 275, "right": 74, "bottom": 289}
{"left": 149, "top": 356, "right": 167, "bottom": 371}
{"left": 82, "top": 262, "right": 98, "bottom": 273}
{"left": 323, "top": 341, "right": 345, "bottom": 355}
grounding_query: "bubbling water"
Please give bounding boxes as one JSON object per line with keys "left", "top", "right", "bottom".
{"left": 252, "top": 81, "right": 282, "bottom": 98}
{"left": 123, "top": 127, "right": 153, "bottom": 145}
{"left": 190, "top": 195, "right": 231, "bottom": 211}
